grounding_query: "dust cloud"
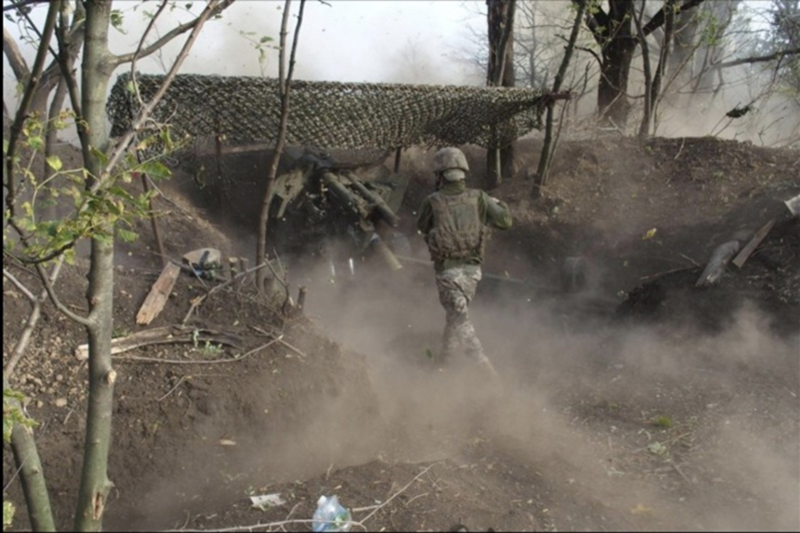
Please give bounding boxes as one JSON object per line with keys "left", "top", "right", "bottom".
{"left": 280, "top": 241, "right": 799, "bottom": 531}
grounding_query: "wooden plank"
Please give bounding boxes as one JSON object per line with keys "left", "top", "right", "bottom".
{"left": 732, "top": 218, "right": 776, "bottom": 269}
{"left": 136, "top": 262, "right": 181, "bottom": 325}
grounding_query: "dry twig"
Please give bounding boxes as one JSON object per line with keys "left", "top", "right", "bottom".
{"left": 164, "top": 461, "right": 443, "bottom": 532}
{"left": 182, "top": 261, "right": 271, "bottom": 324}
{"left": 114, "top": 336, "right": 283, "bottom": 366}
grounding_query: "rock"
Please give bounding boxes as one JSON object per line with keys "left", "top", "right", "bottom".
{"left": 54, "top": 398, "right": 68, "bottom": 408}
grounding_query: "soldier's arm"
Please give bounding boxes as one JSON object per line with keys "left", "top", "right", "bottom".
{"left": 416, "top": 197, "right": 434, "bottom": 235}
{"left": 480, "top": 192, "right": 512, "bottom": 230}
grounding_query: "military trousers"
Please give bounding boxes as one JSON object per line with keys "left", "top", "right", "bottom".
{"left": 434, "top": 264, "right": 489, "bottom": 365}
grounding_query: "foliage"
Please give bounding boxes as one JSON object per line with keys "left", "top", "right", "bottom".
{"left": 3, "top": 115, "right": 177, "bottom": 265}
{"left": 238, "top": 30, "right": 275, "bottom": 73}
{"left": 652, "top": 415, "right": 673, "bottom": 428}
{"left": 3, "top": 501, "right": 15, "bottom": 530}
{"left": 3, "top": 389, "right": 36, "bottom": 443}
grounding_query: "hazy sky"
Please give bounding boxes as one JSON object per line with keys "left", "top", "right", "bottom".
{"left": 191, "top": 0, "right": 487, "bottom": 84}
{"left": 3, "top": 0, "right": 489, "bottom": 99}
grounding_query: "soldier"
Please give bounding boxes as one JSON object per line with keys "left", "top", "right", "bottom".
{"left": 416, "top": 147, "right": 512, "bottom": 378}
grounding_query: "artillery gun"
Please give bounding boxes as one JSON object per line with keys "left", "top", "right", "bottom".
{"left": 266, "top": 149, "right": 411, "bottom": 277}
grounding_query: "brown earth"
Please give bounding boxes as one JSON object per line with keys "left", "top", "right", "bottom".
{"left": 3, "top": 135, "right": 799, "bottom": 532}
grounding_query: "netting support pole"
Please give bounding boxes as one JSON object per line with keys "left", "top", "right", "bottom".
{"left": 140, "top": 172, "right": 167, "bottom": 268}
{"left": 394, "top": 147, "right": 402, "bottom": 173}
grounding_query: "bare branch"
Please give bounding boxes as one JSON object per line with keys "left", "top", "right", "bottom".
{"left": 576, "top": 45, "right": 602, "bottom": 68}
{"left": 4, "top": 1, "right": 58, "bottom": 220}
{"left": 110, "top": 0, "right": 236, "bottom": 67}
{"left": 257, "top": 0, "right": 306, "bottom": 291}
{"left": 2, "top": 0, "right": 48, "bottom": 12}
{"left": 3, "top": 25, "right": 30, "bottom": 81}
{"left": 33, "top": 259, "right": 91, "bottom": 326}
{"left": 2, "top": 268, "right": 37, "bottom": 302}
{"left": 713, "top": 47, "right": 800, "bottom": 70}
{"left": 130, "top": 0, "right": 170, "bottom": 107}
{"left": 642, "top": 0, "right": 706, "bottom": 37}
{"left": 3, "top": 258, "right": 64, "bottom": 379}
{"left": 99, "top": 0, "right": 234, "bottom": 194}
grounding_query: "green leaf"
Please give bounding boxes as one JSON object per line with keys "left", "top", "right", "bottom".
{"left": 141, "top": 160, "right": 171, "bottom": 180}
{"left": 46, "top": 155, "right": 63, "bottom": 172}
{"left": 110, "top": 10, "right": 125, "bottom": 33}
{"left": 259, "top": 36, "right": 273, "bottom": 43}
{"left": 117, "top": 228, "right": 139, "bottom": 243}
{"left": 28, "top": 135, "right": 44, "bottom": 151}
{"left": 108, "top": 185, "right": 135, "bottom": 203}
{"left": 90, "top": 146, "right": 109, "bottom": 167}
{"left": 3, "top": 500, "right": 14, "bottom": 528}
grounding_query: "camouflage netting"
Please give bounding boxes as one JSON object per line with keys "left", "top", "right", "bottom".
{"left": 107, "top": 72, "right": 547, "bottom": 152}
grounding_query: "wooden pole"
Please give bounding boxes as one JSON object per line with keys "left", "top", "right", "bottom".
{"left": 140, "top": 173, "right": 166, "bottom": 267}
{"left": 394, "top": 147, "right": 402, "bottom": 173}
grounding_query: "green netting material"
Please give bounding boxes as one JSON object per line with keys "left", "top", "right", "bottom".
{"left": 107, "top": 73, "right": 546, "bottom": 151}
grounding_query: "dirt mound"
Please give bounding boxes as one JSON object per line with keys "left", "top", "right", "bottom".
{"left": 3, "top": 135, "right": 798, "bottom": 532}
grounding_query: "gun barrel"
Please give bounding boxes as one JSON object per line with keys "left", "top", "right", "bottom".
{"left": 345, "top": 175, "right": 401, "bottom": 227}
{"left": 373, "top": 238, "right": 403, "bottom": 271}
{"left": 321, "top": 171, "right": 367, "bottom": 218}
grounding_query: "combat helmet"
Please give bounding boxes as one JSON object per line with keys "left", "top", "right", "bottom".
{"left": 433, "top": 147, "right": 469, "bottom": 181}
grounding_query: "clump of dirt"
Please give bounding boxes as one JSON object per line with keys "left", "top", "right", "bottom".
{"left": 3, "top": 134, "right": 798, "bottom": 532}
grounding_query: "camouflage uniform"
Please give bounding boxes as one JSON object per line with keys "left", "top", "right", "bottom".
{"left": 435, "top": 264, "right": 488, "bottom": 364}
{"left": 417, "top": 166, "right": 512, "bottom": 367}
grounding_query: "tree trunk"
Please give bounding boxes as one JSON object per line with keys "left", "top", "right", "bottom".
{"left": 5, "top": 379, "right": 56, "bottom": 532}
{"left": 532, "top": 0, "right": 586, "bottom": 198}
{"left": 650, "top": 0, "right": 676, "bottom": 136}
{"left": 73, "top": 2, "right": 116, "bottom": 530}
{"left": 635, "top": 0, "right": 654, "bottom": 138}
{"left": 257, "top": 0, "right": 306, "bottom": 294}
{"left": 597, "top": 0, "right": 636, "bottom": 128}
{"left": 486, "top": 0, "right": 516, "bottom": 188}
{"left": 74, "top": 235, "right": 116, "bottom": 533}
{"left": 500, "top": 28, "right": 516, "bottom": 180}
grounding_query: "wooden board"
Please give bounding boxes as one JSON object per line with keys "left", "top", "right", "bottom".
{"left": 136, "top": 262, "right": 181, "bottom": 325}
{"left": 732, "top": 219, "right": 776, "bottom": 269}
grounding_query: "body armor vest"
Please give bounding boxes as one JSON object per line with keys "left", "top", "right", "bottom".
{"left": 425, "top": 189, "right": 489, "bottom": 262}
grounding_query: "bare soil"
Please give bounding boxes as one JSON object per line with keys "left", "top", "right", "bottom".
{"left": 3, "top": 135, "right": 799, "bottom": 532}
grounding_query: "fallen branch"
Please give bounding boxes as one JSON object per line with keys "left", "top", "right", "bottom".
{"left": 276, "top": 337, "right": 307, "bottom": 360}
{"left": 639, "top": 266, "right": 694, "bottom": 282}
{"left": 157, "top": 375, "right": 189, "bottom": 402}
{"left": 74, "top": 324, "right": 245, "bottom": 361}
{"left": 353, "top": 462, "right": 442, "bottom": 523}
{"left": 696, "top": 241, "right": 740, "bottom": 287}
{"left": 671, "top": 462, "right": 693, "bottom": 485}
